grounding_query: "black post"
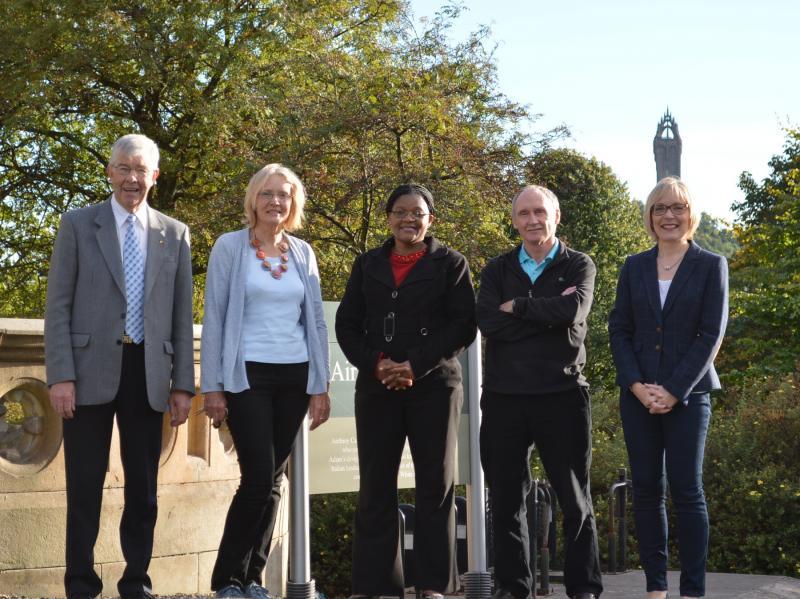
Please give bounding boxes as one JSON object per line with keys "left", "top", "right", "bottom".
{"left": 616, "top": 468, "right": 630, "bottom": 572}
{"left": 537, "top": 482, "right": 552, "bottom": 596}
{"left": 530, "top": 480, "right": 539, "bottom": 597}
{"left": 607, "top": 468, "right": 632, "bottom": 574}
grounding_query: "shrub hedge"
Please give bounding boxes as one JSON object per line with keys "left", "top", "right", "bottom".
{"left": 309, "top": 372, "right": 800, "bottom": 597}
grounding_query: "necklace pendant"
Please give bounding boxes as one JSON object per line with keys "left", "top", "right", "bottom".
{"left": 271, "top": 270, "right": 282, "bottom": 280}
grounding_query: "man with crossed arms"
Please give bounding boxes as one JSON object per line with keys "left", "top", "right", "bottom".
{"left": 477, "top": 185, "right": 603, "bottom": 599}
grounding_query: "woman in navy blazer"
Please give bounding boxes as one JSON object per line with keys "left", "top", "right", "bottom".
{"left": 609, "top": 177, "right": 728, "bottom": 599}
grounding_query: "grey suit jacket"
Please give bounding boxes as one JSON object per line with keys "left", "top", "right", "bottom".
{"left": 44, "top": 198, "right": 195, "bottom": 412}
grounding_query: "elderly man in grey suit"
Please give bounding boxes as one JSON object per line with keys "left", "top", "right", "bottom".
{"left": 44, "top": 134, "right": 195, "bottom": 599}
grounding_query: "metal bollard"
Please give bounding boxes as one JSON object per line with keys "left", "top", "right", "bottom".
{"left": 287, "top": 420, "right": 315, "bottom": 599}
{"left": 455, "top": 496, "right": 469, "bottom": 574}
{"left": 464, "top": 336, "right": 492, "bottom": 599}
{"left": 607, "top": 467, "right": 633, "bottom": 574}
{"left": 399, "top": 503, "right": 416, "bottom": 592}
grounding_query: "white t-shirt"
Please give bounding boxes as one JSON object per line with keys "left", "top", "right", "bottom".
{"left": 242, "top": 252, "right": 309, "bottom": 363}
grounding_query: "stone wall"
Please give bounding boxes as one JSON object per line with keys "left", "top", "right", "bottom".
{"left": 0, "top": 318, "right": 289, "bottom": 597}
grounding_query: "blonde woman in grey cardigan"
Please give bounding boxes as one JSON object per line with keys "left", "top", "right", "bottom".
{"left": 201, "top": 164, "right": 330, "bottom": 599}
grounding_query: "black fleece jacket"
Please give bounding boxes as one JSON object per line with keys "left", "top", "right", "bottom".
{"left": 476, "top": 241, "right": 596, "bottom": 395}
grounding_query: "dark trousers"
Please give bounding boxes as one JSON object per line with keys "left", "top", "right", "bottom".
{"left": 620, "top": 391, "right": 711, "bottom": 597}
{"left": 351, "top": 386, "right": 462, "bottom": 596}
{"left": 211, "top": 362, "right": 310, "bottom": 591}
{"left": 480, "top": 388, "right": 603, "bottom": 599}
{"left": 63, "top": 343, "right": 163, "bottom": 598}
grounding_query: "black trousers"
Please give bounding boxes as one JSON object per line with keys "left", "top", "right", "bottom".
{"left": 351, "top": 385, "right": 462, "bottom": 596}
{"left": 211, "top": 361, "right": 310, "bottom": 591}
{"left": 480, "top": 388, "right": 603, "bottom": 599}
{"left": 63, "top": 342, "right": 163, "bottom": 598}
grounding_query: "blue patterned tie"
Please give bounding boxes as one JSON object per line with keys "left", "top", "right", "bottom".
{"left": 123, "top": 213, "right": 145, "bottom": 343}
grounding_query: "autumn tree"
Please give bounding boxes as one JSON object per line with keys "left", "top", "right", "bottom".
{"left": 720, "top": 129, "right": 800, "bottom": 376}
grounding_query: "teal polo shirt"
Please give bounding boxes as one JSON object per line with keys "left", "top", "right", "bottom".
{"left": 519, "top": 239, "right": 559, "bottom": 284}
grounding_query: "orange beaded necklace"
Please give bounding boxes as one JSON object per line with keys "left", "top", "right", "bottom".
{"left": 251, "top": 234, "right": 289, "bottom": 280}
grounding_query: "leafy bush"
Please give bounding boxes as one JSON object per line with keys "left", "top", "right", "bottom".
{"left": 705, "top": 371, "right": 800, "bottom": 576}
{"left": 311, "top": 492, "right": 357, "bottom": 598}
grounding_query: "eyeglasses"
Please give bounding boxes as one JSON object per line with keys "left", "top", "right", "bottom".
{"left": 114, "top": 164, "right": 152, "bottom": 178}
{"left": 258, "top": 191, "right": 291, "bottom": 202}
{"left": 651, "top": 203, "right": 689, "bottom": 216}
{"left": 388, "top": 209, "right": 431, "bottom": 220}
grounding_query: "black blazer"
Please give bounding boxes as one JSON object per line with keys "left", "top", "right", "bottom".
{"left": 335, "top": 236, "right": 477, "bottom": 394}
{"left": 608, "top": 241, "right": 728, "bottom": 402}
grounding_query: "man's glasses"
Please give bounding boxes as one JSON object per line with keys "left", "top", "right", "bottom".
{"left": 651, "top": 203, "right": 689, "bottom": 216}
{"left": 388, "top": 209, "right": 430, "bottom": 220}
{"left": 114, "top": 164, "right": 151, "bottom": 178}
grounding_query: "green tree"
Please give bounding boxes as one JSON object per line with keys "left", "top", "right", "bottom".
{"left": 0, "top": 0, "right": 561, "bottom": 316}
{"left": 720, "top": 129, "right": 800, "bottom": 377}
{"left": 524, "top": 148, "right": 650, "bottom": 388}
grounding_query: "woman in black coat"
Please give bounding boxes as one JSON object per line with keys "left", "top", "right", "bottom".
{"left": 335, "top": 183, "right": 477, "bottom": 599}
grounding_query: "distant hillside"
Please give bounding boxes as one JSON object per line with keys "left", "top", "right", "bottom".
{"left": 694, "top": 213, "right": 738, "bottom": 257}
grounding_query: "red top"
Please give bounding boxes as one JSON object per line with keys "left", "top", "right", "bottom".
{"left": 377, "top": 248, "right": 428, "bottom": 367}
{"left": 390, "top": 248, "right": 427, "bottom": 286}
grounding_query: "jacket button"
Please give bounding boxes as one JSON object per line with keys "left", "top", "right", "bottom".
{"left": 391, "top": 290, "right": 398, "bottom": 298}
{"left": 117, "top": 339, "right": 122, "bottom": 345}
{"left": 655, "top": 344, "right": 661, "bottom": 351}
{"left": 420, "top": 328, "right": 428, "bottom": 336}
{"left": 655, "top": 326, "right": 662, "bottom": 333}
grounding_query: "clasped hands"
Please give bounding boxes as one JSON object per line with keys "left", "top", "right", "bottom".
{"left": 631, "top": 382, "right": 678, "bottom": 414}
{"left": 375, "top": 358, "right": 414, "bottom": 391}
{"left": 203, "top": 390, "right": 331, "bottom": 431}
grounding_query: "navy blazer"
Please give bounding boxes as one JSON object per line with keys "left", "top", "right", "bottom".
{"left": 608, "top": 241, "right": 728, "bottom": 402}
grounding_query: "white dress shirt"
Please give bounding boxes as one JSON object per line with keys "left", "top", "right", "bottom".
{"left": 111, "top": 196, "right": 149, "bottom": 261}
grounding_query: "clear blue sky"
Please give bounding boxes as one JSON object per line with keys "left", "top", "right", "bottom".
{"left": 409, "top": 0, "right": 799, "bottom": 221}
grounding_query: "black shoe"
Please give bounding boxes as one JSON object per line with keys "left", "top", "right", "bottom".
{"left": 491, "top": 590, "right": 517, "bottom": 599}
{"left": 573, "top": 593, "right": 596, "bottom": 599}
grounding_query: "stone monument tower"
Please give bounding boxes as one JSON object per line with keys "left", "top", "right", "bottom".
{"left": 653, "top": 109, "right": 682, "bottom": 180}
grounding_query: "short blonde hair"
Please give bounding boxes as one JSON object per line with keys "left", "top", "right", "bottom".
{"left": 643, "top": 177, "right": 700, "bottom": 241}
{"left": 242, "top": 163, "right": 306, "bottom": 232}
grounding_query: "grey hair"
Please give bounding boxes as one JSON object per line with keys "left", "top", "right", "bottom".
{"left": 109, "top": 134, "right": 160, "bottom": 170}
{"left": 511, "top": 184, "right": 560, "bottom": 216}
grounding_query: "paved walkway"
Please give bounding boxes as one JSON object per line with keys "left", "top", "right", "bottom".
{"left": 482, "top": 570, "right": 800, "bottom": 598}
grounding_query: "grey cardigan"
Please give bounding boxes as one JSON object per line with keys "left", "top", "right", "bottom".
{"left": 201, "top": 228, "right": 330, "bottom": 395}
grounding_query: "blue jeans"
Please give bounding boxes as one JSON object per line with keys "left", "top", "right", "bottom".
{"left": 620, "top": 391, "right": 711, "bottom": 597}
